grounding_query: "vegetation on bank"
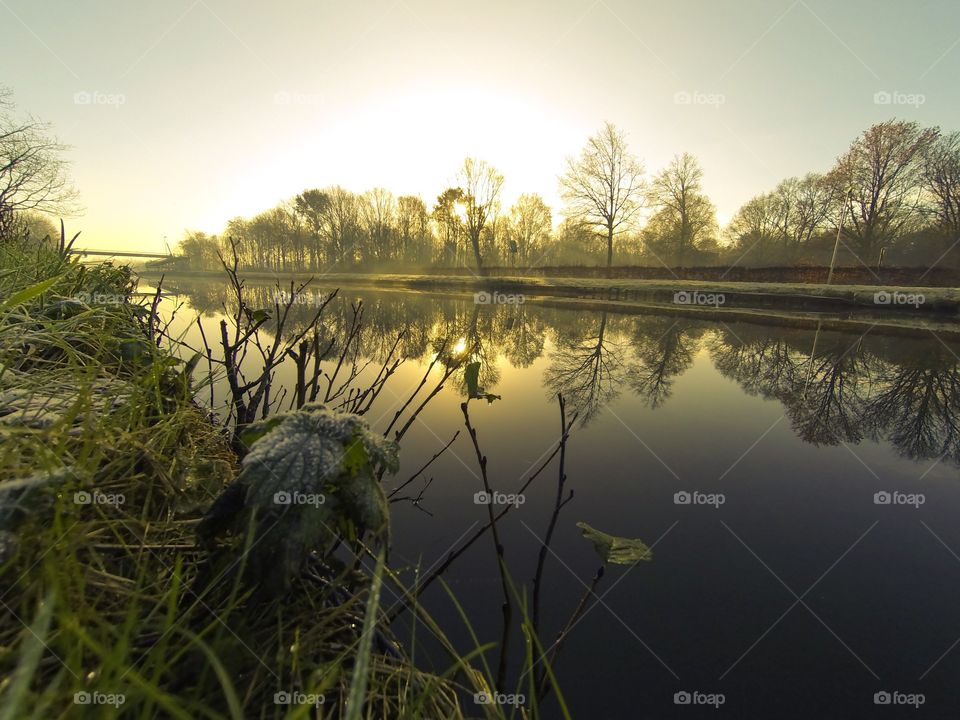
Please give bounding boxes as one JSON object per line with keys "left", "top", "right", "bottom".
{"left": 3, "top": 233, "right": 655, "bottom": 719}
{"left": 0, "top": 237, "right": 486, "bottom": 718}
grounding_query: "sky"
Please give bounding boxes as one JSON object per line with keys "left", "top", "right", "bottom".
{"left": 3, "top": 0, "right": 959, "bottom": 253}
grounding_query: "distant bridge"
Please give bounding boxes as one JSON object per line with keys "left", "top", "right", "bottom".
{"left": 72, "top": 248, "right": 172, "bottom": 259}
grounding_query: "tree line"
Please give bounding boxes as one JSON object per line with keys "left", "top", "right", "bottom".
{"left": 0, "top": 84, "right": 956, "bottom": 273}
{"left": 176, "top": 120, "right": 958, "bottom": 274}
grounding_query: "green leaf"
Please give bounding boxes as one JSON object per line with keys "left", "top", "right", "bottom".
{"left": 464, "top": 361, "right": 481, "bottom": 398}
{"left": 0, "top": 590, "right": 55, "bottom": 720}
{"left": 464, "top": 361, "right": 500, "bottom": 403}
{"left": 0, "top": 274, "right": 64, "bottom": 310}
{"left": 576, "top": 521, "right": 652, "bottom": 566}
{"left": 237, "top": 416, "right": 285, "bottom": 448}
{"left": 346, "top": 549, "right": 385, "bottom": 720}
{"left": 342, "top": 428, "right": 371, "bottom": 476}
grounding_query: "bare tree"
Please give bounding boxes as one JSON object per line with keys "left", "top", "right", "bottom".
{"left": 509, "top": 192, "right": 552, "bottom": 266}
{"left": 726, "top": 191, "right": 781, "bottom": 264}
{"left": 361, "top": 187, "right": 396, "bottom": 262}
{"left": 395, "top": 195, "right": 429, "bottom": 263}
{"left": 0, "top": 88, "right": 77, "bottom": 236}
{"left": 921, "top": 130, "right": 960, "bottom": 240}
{"left": 771, "top": 173, "right": 835, "bottom": 260}
{"left": 432, "top": 187, "right": 465, "bottom": 266}
{"left": 644, "top": 152, "right": 716, "bottom": 265}
{"left": 728, "top": 173, "right": 835, "bottom": 264}
{"left": 828, "top": 120, "right": 939, "bottom": 264}
{"left": 457, "top": 158, "right": 503, "bottom": 272}
{"left": 559, "top": 121, "right": 644, "bottom": 275}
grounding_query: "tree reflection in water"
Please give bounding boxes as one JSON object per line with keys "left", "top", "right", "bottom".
{"left": 170, "top": 279, "right": 960, "bottom": 466}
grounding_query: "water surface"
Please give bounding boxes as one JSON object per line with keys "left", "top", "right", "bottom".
{"left": 161, "top": 279, "right": 960, "bottom": 719}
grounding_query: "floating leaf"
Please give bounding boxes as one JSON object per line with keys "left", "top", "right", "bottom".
{"left": 464, "top": 362, "right": 481, "bottom": 398}
{"left": 464, "top": 361, "right": 500, "bottom": 403}
{"left": 576, "top": 521, "right": 652, "bottom": 566}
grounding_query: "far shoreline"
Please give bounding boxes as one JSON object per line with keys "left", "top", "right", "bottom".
{"left": 140, "top": 267, "right": 960, "bottom": 312}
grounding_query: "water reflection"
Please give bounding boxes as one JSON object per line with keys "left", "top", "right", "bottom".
{"left": 166, "top": 279, "right": 960, "bottom": 466}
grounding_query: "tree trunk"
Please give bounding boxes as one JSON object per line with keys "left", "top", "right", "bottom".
{"left": 471, "top": 233, "right": 485, "bottom": 275}
{"left": 606, "top": 226, "right": 613, "bottom": 278}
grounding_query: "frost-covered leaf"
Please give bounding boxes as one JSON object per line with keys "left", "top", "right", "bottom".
{"left": 576, "top": 521, "right": 652, "bottom": 566}
{"left": 207, "top": 404, "right": 399, "bottom": 595}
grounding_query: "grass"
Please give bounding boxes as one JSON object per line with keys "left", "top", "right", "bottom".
{"left": 0, "top": 237, "right": 525, "bottom": 718}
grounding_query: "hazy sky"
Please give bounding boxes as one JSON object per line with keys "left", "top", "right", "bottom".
{"left": 4, "top": 0, "right": 959, "bottom": 252}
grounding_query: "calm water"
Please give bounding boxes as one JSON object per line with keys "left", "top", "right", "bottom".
{"left": 159, "top": 279, "right": 960, "bottom": 719}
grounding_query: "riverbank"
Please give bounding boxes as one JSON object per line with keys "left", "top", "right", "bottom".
{"left": 0, "top": 241, "right": 470, "bottom": 718}
{"left": 141, "top": 268, "right": 960, "bottom": 318}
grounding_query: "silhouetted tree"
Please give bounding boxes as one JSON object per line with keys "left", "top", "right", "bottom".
{"left": 828, "top": 120, "right": 939, "bottom": 264}
{"left": 457, "top": 158, "right": 503, "bottom": 272}
{"left": 508, "top": 193, "right": 552, "bottom": 267}
{"left": 560, "top": 122, "right": 644, "bottom": 275}
{"left": 643, "top": 153, "right": 716, "bottom": 265}
{"left": 0, "top": 88, "right": 77, "bottom": 236}
{"left": 921, "top": 131, "right": 960, "bottom": 241}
